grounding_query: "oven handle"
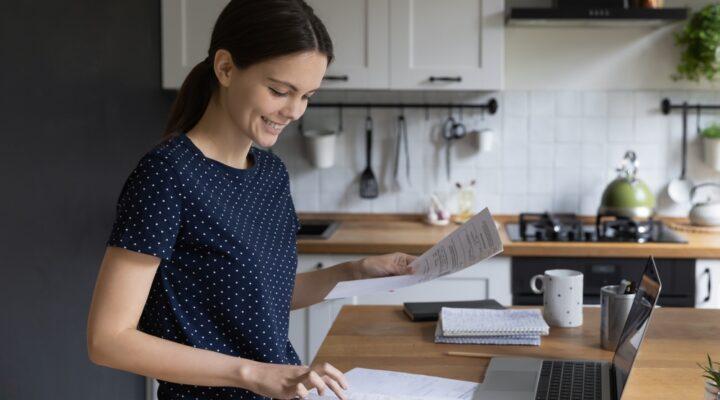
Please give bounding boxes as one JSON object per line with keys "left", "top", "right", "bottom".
{"left": 702, "top": 268, "right": 711, "bottom": 303}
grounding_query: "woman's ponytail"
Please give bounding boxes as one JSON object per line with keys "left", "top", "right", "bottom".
{"left": 162, "top": 58, "right": 216, "bottom": 139}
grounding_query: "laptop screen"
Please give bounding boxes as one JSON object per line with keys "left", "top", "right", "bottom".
{"left": 611, "top": 257, "right": 662, "bottom": 399}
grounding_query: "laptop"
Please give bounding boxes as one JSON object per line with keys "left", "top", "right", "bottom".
{"left": 474, "top": 256, "right": 662, "bottom": 400}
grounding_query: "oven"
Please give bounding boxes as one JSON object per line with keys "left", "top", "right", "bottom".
{"left": 511, "top": 257, "right": 697, "bottom": 307}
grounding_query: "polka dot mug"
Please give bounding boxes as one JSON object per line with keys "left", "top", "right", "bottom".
{"left": 530, "top": 269, "right": 584, "bottom": 328}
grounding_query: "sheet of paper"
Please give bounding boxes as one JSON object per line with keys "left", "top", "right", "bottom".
{"left": 324, "top": 208, "right": 503, "bottom": 300}
{"left": 308, "top": 368, "right": 478, "bottom": 400}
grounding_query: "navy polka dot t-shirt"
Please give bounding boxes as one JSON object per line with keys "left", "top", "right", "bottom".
{"left": 107, "top": 132, "right": 302, "bottom": 399}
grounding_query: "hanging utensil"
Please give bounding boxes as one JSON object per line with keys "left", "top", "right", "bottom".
{"left": 393, "top": 112, "right": 411, "bottom": 188}
{"left": 442, "top": 108, "right": 467, "bottom": 181}
{"left": 360, "top": 114, "right": 379, "bottom": 199}
{"left": 667, "top": 103, "right": 694, "bottom": 204}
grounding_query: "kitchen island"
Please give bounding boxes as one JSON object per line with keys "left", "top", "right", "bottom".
{"left": 312, "top": 305, "right": 720, "bottom": 400}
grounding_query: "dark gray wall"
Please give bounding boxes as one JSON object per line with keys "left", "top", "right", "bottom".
{"left": 1, "top": 1, "right": 175, "bottom": 398}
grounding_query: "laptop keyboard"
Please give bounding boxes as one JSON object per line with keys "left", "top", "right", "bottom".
{"left": 535, "top": 360, "right": 602, "bottom": 400}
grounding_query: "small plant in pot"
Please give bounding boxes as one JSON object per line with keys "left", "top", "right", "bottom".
{"left": 673, "top": 4, "right": 720, "bottom": 82}
{"left": 699, "top": 354, "right": 720, "bottom": 400}
{"left": 702, "top": 123, "right": 720, "bottom": 171}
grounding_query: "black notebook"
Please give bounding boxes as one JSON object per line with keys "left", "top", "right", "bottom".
{"left": 403, "top": 299, "right": 506, "bottom": 322}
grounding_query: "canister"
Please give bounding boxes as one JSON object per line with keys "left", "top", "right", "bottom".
{"left": 600, "top": 285, "right": 635, "bottom": 351}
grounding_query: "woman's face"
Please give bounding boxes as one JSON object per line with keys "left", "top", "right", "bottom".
{"left": 217, "top": 50, "right": 328, "bottom": 148}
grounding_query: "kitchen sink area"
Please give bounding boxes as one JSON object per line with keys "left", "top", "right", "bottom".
{"left": 297, "top": 220, "right": 340, "bottom": 240}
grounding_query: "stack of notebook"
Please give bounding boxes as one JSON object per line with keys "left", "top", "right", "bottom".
{"left": 434, "top": 307, "right": 550, "bottom": 346}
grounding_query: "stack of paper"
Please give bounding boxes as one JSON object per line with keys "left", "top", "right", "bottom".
{"left": 434, "top": 307, "right": 550, "bottom": 346}
{"left": 308, "top": 368, "right": 477, "bottom": 400}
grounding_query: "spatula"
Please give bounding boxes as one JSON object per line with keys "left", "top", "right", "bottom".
{"left": 360, "top": 115, "right": 379, "bottom": 198}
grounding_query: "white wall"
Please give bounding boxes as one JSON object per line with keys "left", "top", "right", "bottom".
{"left": 272, "top": 1, "right": 720, "bottom": 217}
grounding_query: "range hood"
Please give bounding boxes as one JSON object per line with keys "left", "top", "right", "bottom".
{"left": 507, "top": 6, "right": 688, "bottom": 27}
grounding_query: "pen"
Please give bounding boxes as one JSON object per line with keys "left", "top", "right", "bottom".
{"left": 445, "top": 351, "right": 496, "bottom": 358}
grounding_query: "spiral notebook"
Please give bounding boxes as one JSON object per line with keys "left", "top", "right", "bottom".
{"left": 434, "top": 308, "right": 549, "bottom": 346}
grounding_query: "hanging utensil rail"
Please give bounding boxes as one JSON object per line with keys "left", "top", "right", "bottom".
{"left": 307, "top": 98, "right": 498, "bottom": 115}
{"left": 661, "top": 98, "right": 720, "bottom": 115}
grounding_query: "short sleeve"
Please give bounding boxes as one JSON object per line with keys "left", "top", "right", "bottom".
{"left": 107, "top": 155, "right": 182, "bottom": 260}
{"left": 278, "top": 157, "right": 301, "bottom": 234}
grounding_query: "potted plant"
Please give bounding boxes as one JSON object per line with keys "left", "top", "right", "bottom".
{"left": 673, "top": 4, "right": 720, "bottom": 82}
{"left": 699, "top": 354, "right": 720, "bottom": 400}
{"left": 702, "top": 123, "right": 720, "bottom": 171}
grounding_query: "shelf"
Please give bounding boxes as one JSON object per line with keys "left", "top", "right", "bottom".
{"left": 507, "top": 7, "right": 688, "bottom": 28}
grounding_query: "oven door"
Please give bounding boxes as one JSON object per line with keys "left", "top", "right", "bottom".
{"left": 512, "top": 257, "right": 696, "bottom": 307}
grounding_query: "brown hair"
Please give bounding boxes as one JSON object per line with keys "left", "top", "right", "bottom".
{"left": 162, "top": 0, "right": 334, "bottom": 138}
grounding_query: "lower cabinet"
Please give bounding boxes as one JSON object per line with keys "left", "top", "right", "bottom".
{"left": 695, "top": 259, "right": 720, "bottom": 309}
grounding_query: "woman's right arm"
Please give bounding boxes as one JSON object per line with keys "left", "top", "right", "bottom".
{"left": 87, "top": 246, "right": 349, "bottom": 399}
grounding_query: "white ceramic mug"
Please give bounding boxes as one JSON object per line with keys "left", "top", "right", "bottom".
{"left": 302, "top": 129, "right": 337, "bottom": 168}
{"left": 530, "top": 269, "right": 584, "bottom": 328}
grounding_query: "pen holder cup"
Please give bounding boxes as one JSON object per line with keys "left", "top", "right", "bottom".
{"left": 600, "top": 285, "right": 634, "bottom": 351}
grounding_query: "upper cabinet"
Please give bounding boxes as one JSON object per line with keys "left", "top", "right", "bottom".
{"left": 161, "top": 0, "right": 504, "bottom": 90}
{"left": 161, "top": 0, "right": 227, "bottom": 89}
{"left": 306, "top": 0, "right": 390, "bottom": 89}
{"left": 389, "top": 0, "right": 504, "bottom": 91}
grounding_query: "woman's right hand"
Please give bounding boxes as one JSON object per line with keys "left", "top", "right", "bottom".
{"left": 243, "top": 361, "right": 349, "bottom": 399}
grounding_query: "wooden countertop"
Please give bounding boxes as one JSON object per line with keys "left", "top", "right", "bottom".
{"left": 312, "top": 305, "right": 720, "bottom": 400}
{"left": 297, "top": 213, "right": 720, "bottom": 258}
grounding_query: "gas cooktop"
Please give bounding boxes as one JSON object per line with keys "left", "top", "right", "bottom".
{"left": 505, "top": 212, "right": 687, "bottom": 244}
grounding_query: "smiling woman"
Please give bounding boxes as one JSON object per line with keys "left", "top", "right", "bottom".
{"left": 86, "top": 1, "right": 418, "bottom": 400}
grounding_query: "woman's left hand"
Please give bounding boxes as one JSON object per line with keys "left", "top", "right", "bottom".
{"left": 353, "top": 252, "right": 418, "bottom": 280}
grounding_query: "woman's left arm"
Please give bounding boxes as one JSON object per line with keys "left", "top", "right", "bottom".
{"left": 290, "top": 252, "right": 417, "bottom": 310}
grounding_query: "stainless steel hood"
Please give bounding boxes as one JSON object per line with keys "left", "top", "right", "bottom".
{"left": 507, "top": 6, "right": 688, "bottom": 27}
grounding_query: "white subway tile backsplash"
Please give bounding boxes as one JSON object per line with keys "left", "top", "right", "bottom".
{"left": 529, "top": 143, "right": 555, "bottom": 168}
{"left": 607, "top": 117, "right": 634, "bottom": 143}
{"left": 503, "top": 116, "right": 528, "bottom": 144}
{"left": 502, "top": 168, "right": 528, "bottom": 195}
{"left": 503, "top": 91, "right": 528, "bottom": 116}
{"left": 583, "top": 91, "right": 608, "bottom": 117}
{"left": 556, "top": 117, "right": 583, "bottom": 142}
{"left": 529, "top": 116, "right": 555, "bottom": 143}
{"left": 555, "top": 168, "right": 581, "bottom": 194}
{"left": 581, "top": 117, "right": 607, "bottom": 143}
{"left": 608, "top": 91, "right": 635, "bottom": 117}
{"left": 528, "top": 168, "right": 554, "bottom": 194}
{"left": 554, "top": 143, "right": 582, "bottom": 168}
{"left": 581, "top": 143, "right": 606, "bottom": 168}
{"left": 556, "top": 91, "right": 582, "bottom": 117}
{"left": 282, "top": 90, "right": 718, "bottom": 216}
{"left": 530, "top": 91, "right": 556, "bottom": 117}
{"left": 527, "top": 194, "right": 555, "bottom": 213}
{"left": 503, "top": 144, "right": 529, "bottom": 168}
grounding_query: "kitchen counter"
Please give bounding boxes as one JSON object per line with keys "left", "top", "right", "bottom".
{"left": 312, "top": 305, "right": 720, "bottom": 400}
{"left": 297, "top": 213, "right": 720, "bottom": 258}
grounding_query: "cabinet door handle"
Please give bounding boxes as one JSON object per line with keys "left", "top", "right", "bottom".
{"left": 315, "top": 262, "right": 324, "bottom": 270}
{"left": 703, "top": 268, "right": 712, "bottom": 303}
{"left": 429, "top": 75, "right": 462, "bottom": 83}
{"left": 323, "top": 75, "right": 349, "bottom": 82}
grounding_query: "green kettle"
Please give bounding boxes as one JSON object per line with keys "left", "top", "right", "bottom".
{"left": 598, "top": 151, "right": 656, "bottom": 218}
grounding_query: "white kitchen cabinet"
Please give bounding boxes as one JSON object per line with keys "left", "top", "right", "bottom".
{"left": 161, "top": 0, "right": 503, "bottom": 90}
{"left": 161, "top": 0, "right": 227, "bottom": 89}
{"left": 306, "top": 0, "right": 390, "bottom": 89}
{"left": 695, "top": 260, "right": 720, "bottom": 309}
{"left": 389, "top": 0, "right": 504, "bottom": 90}
{"left": 161, "top": 0, "right": 388, "bottom": 90}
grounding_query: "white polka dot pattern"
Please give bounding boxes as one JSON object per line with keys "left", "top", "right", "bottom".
{"left": 108, "top": 133, "right": 301, "bottom": 399}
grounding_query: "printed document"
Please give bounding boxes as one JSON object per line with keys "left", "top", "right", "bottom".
{"left": 308, "top": 368, "right": 478, "bottom": 400}
{"left": 324, "top": 208, "right": 503, "bottom": 300}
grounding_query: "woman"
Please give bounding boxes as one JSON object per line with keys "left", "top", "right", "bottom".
{"left": 86, "top": 1, "right": 416, "bottom": 399}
